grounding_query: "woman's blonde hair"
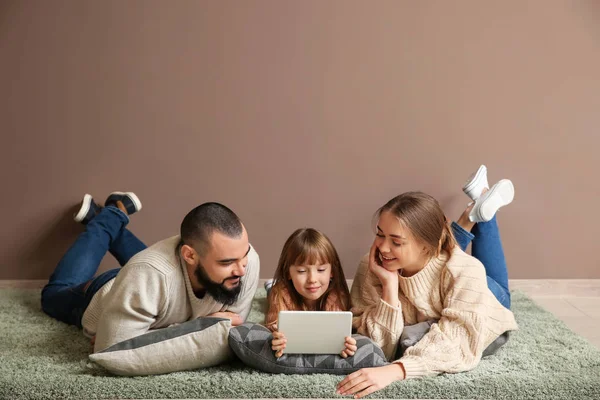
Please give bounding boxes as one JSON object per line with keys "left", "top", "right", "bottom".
{"left": 376, "top": 191, "right": 456, "bottom": 258}
{"left": 269, "top": 228, "right": 351, "bottom": 312}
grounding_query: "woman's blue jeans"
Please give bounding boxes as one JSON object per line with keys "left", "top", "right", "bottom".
{"left": 41, "top": 206, "right": 147, "bottom": 327}
{"left": 451, "top": 215, "right": 511, "bottom": 309}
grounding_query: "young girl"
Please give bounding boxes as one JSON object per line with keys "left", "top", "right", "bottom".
{"left": 337, "top": 165, "right": 518, "bottom": 398}
{"left": 265, "top": 228, "right": 357, "bottom": 358}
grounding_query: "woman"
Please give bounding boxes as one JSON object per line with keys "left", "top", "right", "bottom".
{"left": 337, "top": 165, "right": 518, "bottom": 398}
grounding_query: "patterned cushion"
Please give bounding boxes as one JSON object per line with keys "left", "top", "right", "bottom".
{"left": 229, "top": 322, "right": 389, "bottom": 374}
{"left": 395, "top": 319, "right": 510, "bottom": 359}
{"left": 89, "top": 317, "right": 232, "bottom": 376}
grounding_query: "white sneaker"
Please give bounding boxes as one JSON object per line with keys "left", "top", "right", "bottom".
{"left": 469, "top": 179, "right": 514, "bottom": 223}
{"left": 73, "top": 194, "right": 101, "bottom": 225}
{"left": 463, "top": 165, "right": 489, "bottom": 201}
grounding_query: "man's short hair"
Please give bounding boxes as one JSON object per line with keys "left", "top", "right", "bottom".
{"left": 180, "top": 202, "right": 243, "bottom": 255}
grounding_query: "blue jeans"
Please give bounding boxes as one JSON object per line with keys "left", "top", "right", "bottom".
{"left": 451, "top": 216, "right": 511, "bottom": 309}
{"left": 41, "top": 206, "right": 147, "bottom": 327}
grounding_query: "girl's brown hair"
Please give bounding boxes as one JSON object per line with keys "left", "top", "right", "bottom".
{"left": 376, "top": 191, "right": 456, "bottom": 258}
{"left": 266, "top": 228, "right": 351, "bottom": 329}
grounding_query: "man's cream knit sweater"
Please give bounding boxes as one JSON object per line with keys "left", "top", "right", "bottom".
{"left": 82, "top": 236, "right": 260, "bottom": 352}
{"left": 351, "top": 246, "right": 517, "bottom": 379}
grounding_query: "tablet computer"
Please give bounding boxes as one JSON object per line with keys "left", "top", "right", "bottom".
{"left": 277, "top": 310, "right": 352, "bottom": 354}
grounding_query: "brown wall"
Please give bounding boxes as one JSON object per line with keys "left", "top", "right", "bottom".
{"left": 1, "top": 1, "right": 599, "bottom": 280}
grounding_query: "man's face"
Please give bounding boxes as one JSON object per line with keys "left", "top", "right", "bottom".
{"left": 194, "top": 226, "right": 250, "bottom": 304}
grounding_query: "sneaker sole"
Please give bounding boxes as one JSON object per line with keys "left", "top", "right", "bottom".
{"left": 475, "top": 179, "right": 514, "bottom": 222}
{"left": 73, "top": 194, "right": 93, "bottom": 223}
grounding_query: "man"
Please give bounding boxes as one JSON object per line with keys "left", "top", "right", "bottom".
{"left": 41, "top": 192, "right": 259, "bottom": 353}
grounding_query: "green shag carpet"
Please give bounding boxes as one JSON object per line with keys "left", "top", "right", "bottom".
{"left": 1, "top": 288, "right": 599, "bottom": 399}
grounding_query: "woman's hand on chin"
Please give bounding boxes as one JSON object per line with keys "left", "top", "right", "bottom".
{"left": 336, "top": 364, "right": 405, "bottom": 398}
{"left": 368, "top": 242, "right": 399, "bottom": 286}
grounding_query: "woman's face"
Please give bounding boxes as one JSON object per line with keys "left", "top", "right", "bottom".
{"left": 374, "top": 211, "right": 430, "bottom": 275}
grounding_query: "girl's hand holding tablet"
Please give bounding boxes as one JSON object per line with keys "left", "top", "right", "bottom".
{"left": 340, "top": 336, "right": 357, "bottom": 358}
{"left": 271, "top": 330, "right": 287, "bottom": 358}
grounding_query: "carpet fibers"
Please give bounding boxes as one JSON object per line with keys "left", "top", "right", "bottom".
{"left": 1, "top": 288, "right": 599, "bottom": 399}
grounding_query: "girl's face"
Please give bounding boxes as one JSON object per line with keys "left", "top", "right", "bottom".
{"left": 374, "top": 211, "right": 430, "bottom": 275}
{"left": 289, "top": 262, "right": 332, "bottom": 307}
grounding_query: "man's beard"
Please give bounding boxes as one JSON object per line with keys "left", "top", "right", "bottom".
{"left": 194, "top": 262, "right": 243, "bottom": 306}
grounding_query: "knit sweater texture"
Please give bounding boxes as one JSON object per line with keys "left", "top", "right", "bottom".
{"left": 82, "top": 236, "right": 260, "bottom": 352}
{"left": 351, "top": 246, "right": 518, "bottom": 379}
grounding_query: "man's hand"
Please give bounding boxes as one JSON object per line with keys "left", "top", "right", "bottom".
{"left": 336, "top": 364, "right": 405, "bottom": 398}
{"left": 271, "top": 330, "right": 287, "bottom": 358}
{"left": 207, "top": 311, "right": 243, "bottom": 326}
{"left": 340, "top": 336, "right": 357, "bottom": 358}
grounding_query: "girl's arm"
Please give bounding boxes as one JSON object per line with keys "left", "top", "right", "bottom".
{"left": 266, "top": 285, "right": 298, "bottom": 356}
{"left": 265, "top": 292, "right": 281, "bottom": 332}
{"left": 265, "top": 284, "right": 294, "bottom": 332}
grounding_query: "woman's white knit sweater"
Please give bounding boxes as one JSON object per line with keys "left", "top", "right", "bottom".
{"left": 351, "top": 246, "right": 518, "bottom": 378}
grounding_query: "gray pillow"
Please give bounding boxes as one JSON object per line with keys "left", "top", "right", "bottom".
{"left": 395, "top": 319, "right": 510, "bottom": 359}
{"left": 396, "top": 320, "right": 437, "bottom": 358}
{"left": 89, "top": 317, "right": 232, "bottom": 376}
{"left": 229, "top": 322, "right": 388, "bottom": 375}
